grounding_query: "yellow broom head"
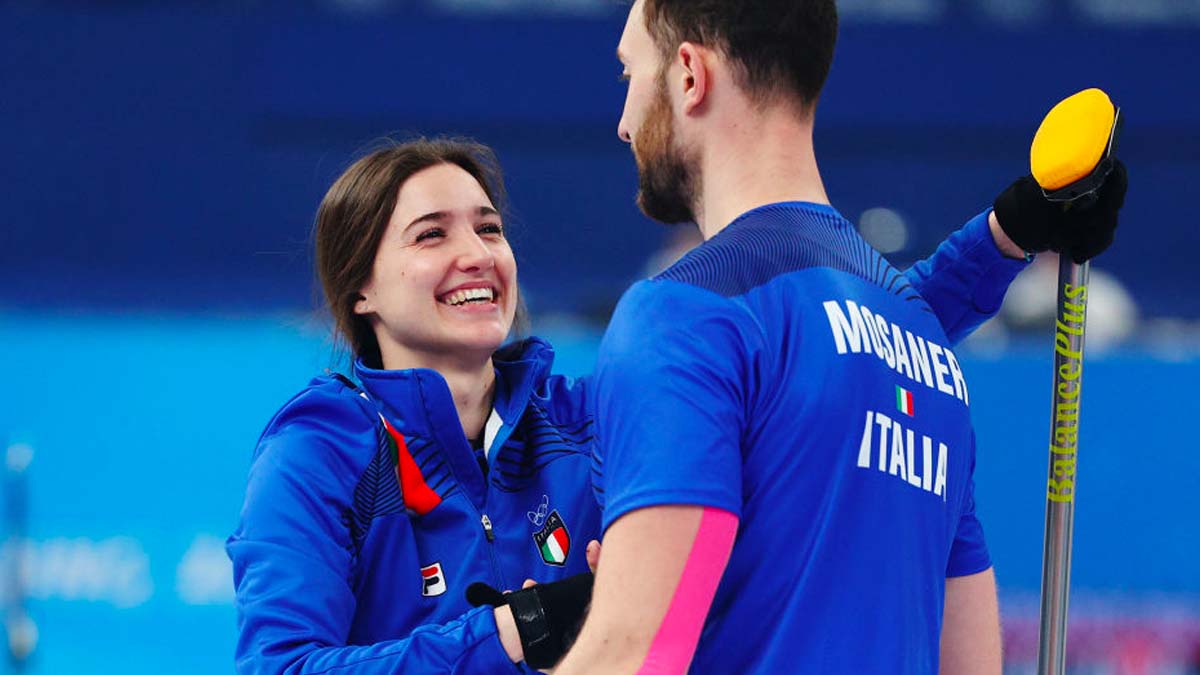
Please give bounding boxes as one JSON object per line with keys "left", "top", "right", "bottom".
{"left": 1030, "top": 88, "right": 1116, "bottom": 191}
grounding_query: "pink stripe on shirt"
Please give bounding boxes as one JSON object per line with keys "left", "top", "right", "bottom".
{"left": 637, "top": 507, "right": 738, "bottom": 674}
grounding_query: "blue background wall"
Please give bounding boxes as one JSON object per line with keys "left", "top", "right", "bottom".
{"left": 1, "top": 1, "right": 1197, "bottom": 672}
{"left": 2, "top": 3, "right": 1196, "bottom": 317}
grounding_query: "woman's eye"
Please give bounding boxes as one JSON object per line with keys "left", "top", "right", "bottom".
{"left": 415, "top": 228, "right": 444, "bottom": 242}
{"left": 478, "top": 223, "right": 504, "bottom": 236}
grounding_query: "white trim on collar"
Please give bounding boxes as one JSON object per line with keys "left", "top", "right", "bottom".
{"left": 483, "top": 408, "right": 504, "bottom": 460}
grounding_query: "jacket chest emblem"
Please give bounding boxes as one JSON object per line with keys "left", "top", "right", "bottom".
{"left": 420, "top": 561, "right": 447, "bottom": 597}
{"left": 527, "top": 494, "right": 550, "bottom": 526}
{"left": 533, "top": 510, "right": 571, "bottom": 566}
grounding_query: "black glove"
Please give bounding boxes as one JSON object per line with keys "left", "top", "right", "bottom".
{"left": 993, "top": 158, "right": 1127, "bottom": 264}
{"left": 466, "top": 572, "right": 594, "bottom": 669}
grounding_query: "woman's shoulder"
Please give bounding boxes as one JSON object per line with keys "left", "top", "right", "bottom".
{"left": 496, "top": 336, "right": 594, "bottom": 418}
{"left": 253, "top": 374, "right": 380, "bottom": 468}
{"left": 536, "top": 371, "right": 591, "bottom": 399}
{"left": 235, "top": 376, "right": 385, "bottom": 558}
{"left": 530, "top": 372, "right": 594, "bottom": 432}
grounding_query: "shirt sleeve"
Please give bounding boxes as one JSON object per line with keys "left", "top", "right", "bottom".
{"left": 592, "top": 280, "right": 753, "bottom": 532}
{"left": 946, "top": 437, "right": 992, "bottom": 577}
{"left": 905, "top": 210, "right": 1030, "bottom": 345}
{"left": 226, "top": 389, "right": 519, "bottom": 675}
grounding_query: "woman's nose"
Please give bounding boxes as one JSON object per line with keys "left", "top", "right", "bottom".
{"left": 455, "top": 233, "right": 495, "bottom": 272}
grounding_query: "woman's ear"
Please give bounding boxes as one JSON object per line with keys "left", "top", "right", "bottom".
{"left": 353, "top": 291, "right": 373, "bottom": 316}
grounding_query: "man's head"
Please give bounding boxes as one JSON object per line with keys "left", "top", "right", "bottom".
{"left": 616, "top": 0, "right": 838, "bottom": 224}
{"left": 638, "top": 0, "right": 838, "bottom": 109}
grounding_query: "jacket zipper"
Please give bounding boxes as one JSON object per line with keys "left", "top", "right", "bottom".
{"left": 478, "top": 510, "right": 507, "bottom": 589}
{"left": 480, "top": 513, "right": 496, "bottom": 542}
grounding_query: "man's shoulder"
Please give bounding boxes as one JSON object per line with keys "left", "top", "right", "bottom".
{"left": 610, "top": 276, "right": 754, "bottom": 341}
{"left": 654, "top": 203, "right": 927, "bottom": 307}
{"left": 653, "top": 203, "right": 852, "bottom": 297}
{"left": 598, "top": 277, "right": 760, "bottom": 382}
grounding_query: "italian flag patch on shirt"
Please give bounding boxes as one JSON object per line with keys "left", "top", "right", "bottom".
{"left": 534, "top": 510, "right": 571, "bottom": 566}
{"left": 896, "top": 385, "right": 915, "bottom": 416}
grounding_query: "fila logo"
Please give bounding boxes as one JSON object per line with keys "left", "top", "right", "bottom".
{"left": 420, "top": 562, "right": 447, "bottom": 597}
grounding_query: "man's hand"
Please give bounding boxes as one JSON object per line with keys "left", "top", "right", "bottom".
{"left": 992, "top": 159, "right": 1128, "bottom": 263}
{"left": 468, "top": 572, "right": 594, "bottom": 669}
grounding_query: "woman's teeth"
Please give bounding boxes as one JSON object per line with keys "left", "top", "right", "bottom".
{"left": 444, "top": 287, "right": 495, "bottom": 306}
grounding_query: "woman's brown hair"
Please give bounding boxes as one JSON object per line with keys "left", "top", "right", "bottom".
{"left": 314, "top": 137, "right": 511, "bottom": 368}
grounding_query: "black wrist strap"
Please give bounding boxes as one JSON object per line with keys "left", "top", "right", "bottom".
{"left": 507, "top": 588, "right": 556, "bottom": 668}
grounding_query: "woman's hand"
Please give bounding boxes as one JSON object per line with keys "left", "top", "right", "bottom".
{"left": 494, "top": 605, "right": 524, "bottom": 663}
{"left": 586, "top": 540, "right": 601, "bottom": 572}
{"left": 491, "top": 541, "right": 601, "bottom": 666}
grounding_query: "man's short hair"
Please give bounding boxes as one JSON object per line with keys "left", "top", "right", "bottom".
{"left": 642, "top": 0, "right": 838, "bottom": 109}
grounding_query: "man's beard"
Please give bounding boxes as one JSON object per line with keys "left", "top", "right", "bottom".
{"left": 633, "top": 76, "right": 699, "bottom": 225}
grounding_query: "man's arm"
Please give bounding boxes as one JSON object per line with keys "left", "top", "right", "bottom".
{"left": 562, "top": 279, "right": 751, "bottom": 674}
{"left": 914, "top": 168, "right": 1127, "bottom": 345}
{"left": 555, "top": 506, "right": 737, "bottom": 675}
{"left": 942, "top": 433, "right": 999, "bottom": 675}
{"left": 941, "top": 568, "right": 1002, "bottom": 675}
{"left": 905, "top": 210, "right": 1030, "bottom": 345}
{"left": 988, "top": 211, "right": 1027, "bottom": 260}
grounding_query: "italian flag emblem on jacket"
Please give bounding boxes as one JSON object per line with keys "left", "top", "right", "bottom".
{"left": 533, "top": 510, "right": 571, "bottom": 566}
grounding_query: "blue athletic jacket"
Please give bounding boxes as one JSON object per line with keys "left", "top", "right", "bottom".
{"left": 227, "top": 211, "right": 1024, "bottom": 674}
{"left": 228, "top": 338, "right": 599, "bottom": 674}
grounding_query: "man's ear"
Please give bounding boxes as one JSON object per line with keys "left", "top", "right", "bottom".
{"left": 676, "top": 42, "right": 709, "bottom": 115}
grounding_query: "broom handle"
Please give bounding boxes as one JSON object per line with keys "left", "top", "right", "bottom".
{"left": 1036, "top": 255, "right": 1089, "bottom": 675}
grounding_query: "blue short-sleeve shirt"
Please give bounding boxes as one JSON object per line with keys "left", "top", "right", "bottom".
{"left": 592, "top": 202, "right": 989, "bottom": 674}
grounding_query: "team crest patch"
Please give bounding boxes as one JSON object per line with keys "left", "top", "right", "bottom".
{"left": 420, "top": 562, "right": 447, "bottom": 597}
{"left": 533, "top": 510, "right": 570, "bottom": 566}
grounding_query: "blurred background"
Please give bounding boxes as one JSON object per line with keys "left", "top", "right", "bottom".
{"left": 1, "top": 0, "right": 1198, "bottom": 673}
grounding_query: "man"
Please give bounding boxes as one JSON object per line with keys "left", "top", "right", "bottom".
{"left": 552, "top": 1, "right": 1126, "bottom": 674}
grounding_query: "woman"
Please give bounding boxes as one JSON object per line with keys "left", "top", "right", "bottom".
{"left": 229, "top": 139, "right": 599, "bottom": 674}
{"left": 228, "top": 138, "right": 1026, "bottom": 674}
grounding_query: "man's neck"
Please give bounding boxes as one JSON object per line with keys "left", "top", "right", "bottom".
{"left": 693, "top": 108, "right": 829, "bottom": 240}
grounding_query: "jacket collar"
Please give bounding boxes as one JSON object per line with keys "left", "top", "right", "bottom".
{"left": 352, "top": 336, "right": 556, "bottom": 453}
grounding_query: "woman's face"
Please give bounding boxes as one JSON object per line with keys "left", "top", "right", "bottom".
{"left": 355, "top": 163, "right": 518, "bottom": 370}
